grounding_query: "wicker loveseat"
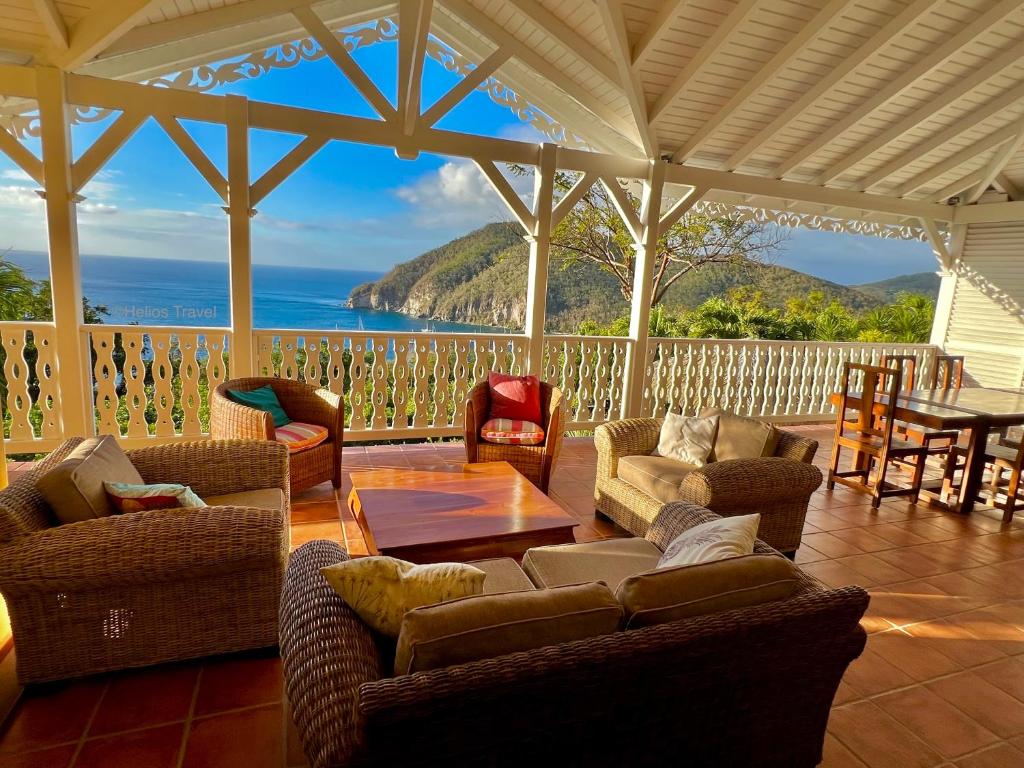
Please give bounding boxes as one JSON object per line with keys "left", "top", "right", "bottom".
{"left": 211, "top": 377, "right": 343, "bottom": 493}
{"left": 0, "top": 438, "right": 290, "bottom": 683}
{"left": 281, "top": 504, "right": 868, "bottom": 768}
{"left": 594, "top": 418, "right": 822, "bottom": 555}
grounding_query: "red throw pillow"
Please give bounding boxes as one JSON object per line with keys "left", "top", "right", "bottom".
{"left": 487, "top": 372, "right": 542, "bottom": 423}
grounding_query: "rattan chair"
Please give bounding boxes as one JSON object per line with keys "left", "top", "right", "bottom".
{"left": 211, "top": 377, "right": 343, "bottom": 493}
{"left": 464, "top": 380, "right": 565, "bottom": 493}
{"left": 0, "top": 438, "right": 290, "bottom": 683}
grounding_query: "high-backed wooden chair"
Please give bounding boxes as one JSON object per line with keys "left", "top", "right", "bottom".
{"left": 880, "top": 353, "right": 917, "bottom": 391}
{"left": 943, "top": 439, "right": 1024, "bottom": 523}
{"left": 827, "top": 362, "right": 929, "bottom": 508}
{"left": 930, "top": 355, "right": 965, "bottom": 390}
{"left": 881, "top": 353, "right": 959, "bottom": 457}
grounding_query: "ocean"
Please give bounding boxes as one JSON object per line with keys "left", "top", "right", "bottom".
{"left": 5, "top": 251, "right": 505, "bottom": 333}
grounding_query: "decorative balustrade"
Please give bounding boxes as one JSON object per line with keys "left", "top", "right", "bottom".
{"left": 0, "top": 322, "right": 62, "bottom": 452}
{"left": 542, "top": 335, "right": 630, "bottom": 428}
{"left": 643, "top": 338, "right": 939, "bottom": 421}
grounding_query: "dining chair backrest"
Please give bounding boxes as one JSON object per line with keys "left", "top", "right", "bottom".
{"left": 931, "top": 355, "right": 965, "bottom": 390}
{"left": 838, "top": 362, "right": 901, "bottom": 443}
{"left": 880, "top": 353, "right": 917, "bottom": 391}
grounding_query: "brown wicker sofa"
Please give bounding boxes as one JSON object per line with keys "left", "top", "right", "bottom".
{"left": 281, "top": 504, "right": 868, "bottom": 768}
{"left": 594, "top": 418, "right": 822, "bottom": 555}
{"left": 0, "top": 438, "right": 290, "bottom": 683}
{"left": 211, "top": 376, "right": 343, "bottom": 493}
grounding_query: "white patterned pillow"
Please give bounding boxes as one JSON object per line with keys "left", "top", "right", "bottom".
{"left": 657, "top": 514, "right": 761, "bottom": 568}
{"left": 654, "top": 413, "right": 719, "bottom": 466}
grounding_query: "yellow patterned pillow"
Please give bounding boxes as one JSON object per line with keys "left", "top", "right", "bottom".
{"left": 320, "top": 557, "right": 486, "bottom": 637}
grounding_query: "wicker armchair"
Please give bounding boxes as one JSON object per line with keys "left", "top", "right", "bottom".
{"left": 281, "top": 506, "right": 868, "bottom": 768}
{"left": 211, "top": 377, "right": 343, "bottom": 493}
{"left": 594, "top": 418, "right": 821, "bottom": 555}
{"left": 0, "top": 438, "right": 290, "bottom": 683}
{"left": 464, "top": 380, "right": 565, "bottom": 493}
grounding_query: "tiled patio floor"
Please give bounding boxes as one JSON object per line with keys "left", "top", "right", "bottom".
{"left": 4, "top": 426, "right": 1024, "bottom": 767}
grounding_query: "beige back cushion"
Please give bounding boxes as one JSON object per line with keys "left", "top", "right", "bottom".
{"left": 36, "top": 435, "right": 144, "bottom": 524}
{"left": 616, "top": 554, "right": 800, "bottom": 629}
{"left": 395, "top": 581, "right": 623, "bottom": 675}
{"left": 655, "top": 413, "right": 719, "bottom": 466}
{"left": 701, "top": 408, "right": 779, "bottom": 461}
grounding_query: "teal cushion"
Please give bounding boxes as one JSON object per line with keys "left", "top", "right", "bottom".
{"left": 227, "top": 385, "right": 291, "bottom": 428}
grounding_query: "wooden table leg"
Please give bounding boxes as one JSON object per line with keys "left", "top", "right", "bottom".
{"left": 953, "top": 421, "right": 991, "bottom": 514}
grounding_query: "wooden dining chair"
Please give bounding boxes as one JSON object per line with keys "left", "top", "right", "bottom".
{"left": 930, "top": 355, "right": 965, "bottom": 390}
{"left": 881, "top": 353, "right": 959, "bottom": 457}
{"left": 828, "top": 362, "right": 929, "bottom": 508}
{"left": 880, "top": 353, "right": 917, "bottom": 391}
{"left": 943, "top": 439, "right": 1024, "bottom": 523}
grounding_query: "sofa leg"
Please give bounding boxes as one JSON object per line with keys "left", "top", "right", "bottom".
{"left": 594, "top": 509, "right": 611, "bottom": 522}
{"left": 782, "top": 550, "right": 797, "bottom": 561}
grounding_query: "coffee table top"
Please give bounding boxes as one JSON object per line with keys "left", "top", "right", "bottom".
{"left": 348, "top": 461, "right": 578, "bottom": 554}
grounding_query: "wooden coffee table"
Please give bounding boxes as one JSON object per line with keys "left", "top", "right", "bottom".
{"left": 347, "top": 461, "right": 578, "bottom": 563}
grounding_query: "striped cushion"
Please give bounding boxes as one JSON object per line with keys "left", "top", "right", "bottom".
{"left": 480, "top": 418, "right": 545, "bottom": 446}
{"left": 275, "top": 421, "right": 329, "bottom": 453}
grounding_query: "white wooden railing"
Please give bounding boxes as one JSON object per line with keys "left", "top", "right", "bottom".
{"left": 0, "top": 322, "right": 944, "bottom": 450}
{"left": 643, "top": 338, "right": 939, "bottom": 421}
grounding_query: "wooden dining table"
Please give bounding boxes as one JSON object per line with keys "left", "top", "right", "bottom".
{"left": 828, "top": 387, "right": 1024, "bottom": 514}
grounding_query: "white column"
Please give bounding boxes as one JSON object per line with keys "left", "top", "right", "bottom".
{"left": 621, "top": 160, "right": 664, "bottom": 418}
{"left": 524, "top": 143, "right": 556, "bottom": 375}
{"left": 36, "top": 66, "right": 92, "bottom": 438}
{"left": 929, "top": 223, "right": 964, "bottom": 347}
{"left": 226, "top": 95, "right": 254, "bottom": 377}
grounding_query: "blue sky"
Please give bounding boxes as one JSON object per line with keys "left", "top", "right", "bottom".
{"left": 0, "top": 33, "right": 935, "bottom": 284}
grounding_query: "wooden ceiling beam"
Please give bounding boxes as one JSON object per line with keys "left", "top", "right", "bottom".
{"left": 597, "top": 0, "right": 654, "bottom": 158}
{"left": 773, "top": 0, "right": 1023, "bottom": 179}
{"left": 398, "top": 0, "right": 433, "bottom": 137}
{"left": 897, "top": 123, "right": 1021, "bottom": 197}
{"left": 52, "top": 0, "right": 161, "bottom": 70}
{"left": 631, "top": 0, "right": 690, "bottom": 70}
{"left": 965, "top": 121, "right": 1024, "bottom": 203}
{"left": 995, "top": 172, "right": 1022, "bottom": 200}
{"left": 31, "top": 0, "right": 68, "bottom": 50}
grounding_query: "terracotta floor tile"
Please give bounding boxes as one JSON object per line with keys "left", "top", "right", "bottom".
{"left": 290, "top": 501, "right": 341, "bottom": 524}
{"left": 843, "top": 648, "right": 916, "bottom": 697}
{"left": 289, "top": 521, "right": 343, "bottom": 549}
{"left": 945, "top": 605, "right": 1024, "bottom": 655}
{"left": 830, "top": 527, "right": 898, "bottom": 553}
{"left": 869, "top": 630, "right": 962, "bottom": 682}
{"left": 74, "top": 723, "right": 184, "bottom": 768}
{"left": 869, "top": 581, "right": 966, "bottom": 626}
{"left": 802, "top": 532, "right": 867, "bottom": 558}
{"left": 289, "top": 482, "right": 338, "bottom": 504}
{"left": 0, "top": 745, "right": 77, "bottom": 768}
{"left": 903, "top": 619, "right": 1007, "bottom": 668}
{"left": 873, "top": 547, "right": 951, "bottom": 578}
{"left": 820, "top": 733, "right": 869, "bottom": 768}
{"left": 802, "top": 559, "right": 877, "bottom": 589}
{"left": 795, "top": 544, "right": 828, "bottom": 564}
{"left": 827, "top": 701, "right": 942, "bottom": 768}
{"left": 837, "top": 554, "right": 915, "bottom": 585}
{"left": 88, "top": 662, "right": 200, "bottom": 736}
{"left": 973, "top": 657, "right": 1024, "bottom": 701}
{"left": 182, "top": 704, "right": 283, "bottom": 768}
{"left": 927, "top": 671, "right": 1024, "bottom": 738}
{"left": 194, "top": 653, "right": 283, "bottom": 717}
{"left": 0, "top": 679, "right": 106, "bottom": 754}
{"left": 955, "top": 743, "right": 1024, "bottom": 768}
{"left": 875, "top": 686, "right": 999, "bottom": 759}
{"left": 870, "top": 523, "right": 932, "bottom": 548}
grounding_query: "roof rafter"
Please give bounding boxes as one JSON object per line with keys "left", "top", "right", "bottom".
{"left": 597, "top": 0, "right": 654, "bottom": 158}
{"left": 966, "top": 120, "right": 1024, "bottom": 203}
{"left": 671, "top": 0, "right": 855, "bottom": 164}
{"left": 631, "top": 0, "right": 691, "bottom": 70}
{"left": 817, "top": 46, "right": 1024, "bottom": 186}
{"left": 52, "top": 0, "right": 161, "bottom": 70}
{"left": 897, "top": 122, "right": 1022, "bottom": 197}
{"left": 996, "top": 172, "right": 1022, "bottom": 200}
{"left": 773, "top": 0, "right": 1022, "bottom": 179}
{"left": 649, "top": 0, "right": 759, "bottom": 125}
{"left": 931, "top": 168, "right": 987, "bottom": 202}
{"left": 725, "top": 0, "right": 934, "bottom": 171}
{"left": 31, "top": 0, "right": 67, "bottom": 49}
{"left": 398, "top": 0, "right": 433, "bottom": 137}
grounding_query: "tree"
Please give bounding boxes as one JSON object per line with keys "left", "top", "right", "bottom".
{"left": 510, "top": 168, "right": 787, "bottom": 307}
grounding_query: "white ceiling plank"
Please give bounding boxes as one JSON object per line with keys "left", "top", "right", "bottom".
{"left": 53, "top": 0, "right": 162, "bottom": 70}
{"left": 631, "top": 0, "right": 691, "bottom": 70}
{"left": 649, "top": 0, "right": 759, "bottom": 125}
{"left": 725, "top": 0, "right": 934, "bottom": 171}
{"left": 293, "top": 4, "right": 396, "bottom": 121}
{"left": 897, "top": 123, "right": 1022, "bottom": 197}
{"left": 597, "top": 0, "right": 654, "bottom": 158}
{"left": 398, "top": 0, "right": 432, "bottom": 136}
{"left": 671, "top": 0, "right": 855, "bottom": 164}
{"left": 502, "top": 0, "right": 618, "bottom": 86}
{"left": 931, "top": 168, "right": 987, "bottom": 202}
{"left": 966, "top": 121, "right": 1024, "bottom": 203}
{"left": 31, "top": 0, "right": 68, "bottom": 50}
{"left": 817, "top": 47, "right": 1024, "bottom": 186}
{"left": 995, "top": 172, "right": 1022, "bottom": 200}
{"left": 774, "top": 0, "right": 1023, "bottom": 179}
{"left": 420, "top": 45, "right": 510, "bottom": 127}
{"left": 861, "top": 83, "right": 1024, "bottom": 191}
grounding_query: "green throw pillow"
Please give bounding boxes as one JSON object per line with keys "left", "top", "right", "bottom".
{"left": 227, "top": 385, "right": 291, "bottom": 428}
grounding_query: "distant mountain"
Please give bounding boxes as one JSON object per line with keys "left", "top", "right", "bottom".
{"left": 349, "top": 222, "right": 886, "bottom": 332}
{"left": 855, "top": 271, "right": 940, "bottom": 302}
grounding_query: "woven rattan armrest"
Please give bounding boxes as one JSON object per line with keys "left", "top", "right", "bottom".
{"left": 279, "top": 387, "right": 344, "bottom": 440}
{"left": 594, "top": 418, "right": 662, "bottom": 478}
{"left": 678, "top": 458, "right": 823, "bottom": 509}
{"left": 0, "top": 504, "right": 285, "bottom": 595}
{"left": 774, "top": 431, "right": 818, "bottom": 463}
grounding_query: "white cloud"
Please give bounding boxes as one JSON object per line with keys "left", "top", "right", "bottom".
{"left": 1, "top": 169, "right": 34, "bottom": 184}
{"left": 0, "top": 184, "right": 43, "bottom": 209}
{"left": 79, "top": 201, "right": 118, "bottom": 215}
{"left": 393, "top": 159, "right": 533, "bottom": 229}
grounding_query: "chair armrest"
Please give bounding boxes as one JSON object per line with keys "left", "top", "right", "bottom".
{"left": 594, "top": 418, "right": 662, "bottom": 479}
{"left": 127, "top": 440, "right": 290, "bottom": 503}
{"left": 544, "top": 386, "right": 565, "bottom": 457}
{"left": 775, "top": 430, "right": 818, "bottom": 463}
{"left": 464, "top": 382, "right": 489, "bottom": 463}
{"left": 644, "top": 503, "right": 722, "bottom": 550}
{"left": 678, "top": 458, "right": 823, "bottom": 509}
{"left": 281, "top": 541, "right": 383, "bottom": 768}
{"left": 211, "top": 392, "right": 275, "bottom": 441}
{"left": 279, "top": 386, "right": 344, "bottom": 442}
{"left": 0, "top": 504, "right": 286, "bottom": 595}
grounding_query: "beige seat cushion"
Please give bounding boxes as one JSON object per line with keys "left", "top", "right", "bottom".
{"left": 522, "top": 538, "right": 663, "bottom": 590}
{"left": 204, "top": 488, "right": 286, "bottom": 510}
{"left": 469, "top": 558, "right": 537, "bottom": 594}
{"left": 617, "top": 455, "right": 694, "bottom": 504}
{"left": 617, "top": 553, "right": 800, "bottom": 629}
{"left": 394, "top": 581, "right": 622, "bottom": 675}
{"left": 701, "top": 408, "right": 779, "bottom": 461}
{"left": 37, "top": 435, "right": 144, "bottom": 524}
